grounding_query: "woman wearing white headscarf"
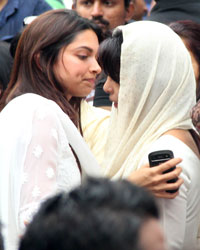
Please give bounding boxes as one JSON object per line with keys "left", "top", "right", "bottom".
{"left": 98, "top": 21, "right": 200, "bottom": 250}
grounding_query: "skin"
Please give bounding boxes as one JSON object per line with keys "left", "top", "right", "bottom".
{"left": 139, "top": 218, "right": 167, "bottom": 250}
{"left": 0, "top": 0, "right": 8, "bottom": 11}
{"left": 131, "top": 0, "right": 148, "bottom": 21}
{"left": 53, "top": 29, "right": 101, "bottom": 101}
{"left": 72, "top": 0, "right": 134, "bottom": 34}
{"left": 148, "top": 0, "right": 156, "bottom": 16}
{"left": 103, "top": 76, "right": 119, "bottom": 108}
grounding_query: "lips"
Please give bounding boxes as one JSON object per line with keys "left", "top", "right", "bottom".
{"left": 85, "top": 78, "right": 95, "bottom": 84}
{"left": 94, "top": 21, "right": 106, "bottom": 27}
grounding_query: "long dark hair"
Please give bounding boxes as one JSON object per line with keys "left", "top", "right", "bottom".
{"left": 98, "top": 29, "right": 123, "bottom": 84}
{"left": 0, "top": 9, "right": 102, "bottom": 127}
{"left": 169, "top": 20, "right": 200, "bottom": 101}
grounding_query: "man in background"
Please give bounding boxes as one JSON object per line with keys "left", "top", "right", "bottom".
{"left": 131, "top": 0, "right": 148, "bottom": 21}
{"left": 72, "top": 0, "right": 134, "bottom": 36}
{"left": 0, "top": 0, "right": 52, "bottom": 42}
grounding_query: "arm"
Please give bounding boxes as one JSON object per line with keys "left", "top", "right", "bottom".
{"left": 18, "top": 108, "right": 81, "bottom": 233}
{"left": 127, "top": 158, "right": 183, "bottom": 199}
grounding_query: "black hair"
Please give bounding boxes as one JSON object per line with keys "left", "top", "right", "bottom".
{"left": 19, "top": 177, "right": 159, "bottom": 250}
{"left": 98, "top": 29, "right": 123, "bottom": 83}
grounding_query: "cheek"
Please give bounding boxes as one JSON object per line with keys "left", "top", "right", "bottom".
{"left": 193, "top": 61, "right": 200, "bottom": 82}
{"left": 106, "top": 8, "right": 126, "bottom": 22}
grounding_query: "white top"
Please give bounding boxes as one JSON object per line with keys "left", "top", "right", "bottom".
{"left": 0, "top": 93, "right": 101, "bottom": 250}
{"left": 139, "top": 135, "right": 200, "bottom": 250}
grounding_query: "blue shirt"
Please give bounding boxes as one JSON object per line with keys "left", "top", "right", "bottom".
{"left": 0, "top": 0, "right": 52, "bottom": 41}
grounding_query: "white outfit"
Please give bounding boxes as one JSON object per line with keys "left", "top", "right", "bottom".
{"left": 102, "top": 21, "right": 200, "bottom": 249}
{"left": 139, "top": 135, "right": 200, "bottom": 250}
{"left": 0, "top": 93, "right": 101, "bottom": 250}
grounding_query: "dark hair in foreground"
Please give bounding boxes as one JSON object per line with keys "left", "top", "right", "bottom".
{"left": 19, "top": 177, "right": 159, "bottom": 250}
{"left": 98, "top": 29, "right": 123, "bottom": 83}
{"left": 0, "top": 9, "right": 102, "bottom": 127}
{"left": 169, "top": 20, "right": 200, "bottom": 101}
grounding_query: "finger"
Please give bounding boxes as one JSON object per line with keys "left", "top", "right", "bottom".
{"left": 158, "top": 166, "right": 182, "bottom": 182}
{"left": 151, "top": 178, "right": 183, "bottom": 192}
{"left": 164, "top": 178, "right": 183, "bottom": 191}
{"left": 154, "top": 158, "right": 182, "bottom": 174}
{"left": 145, "top": 168, "right": 182, "bottom": 188}
{"left": 154, "top": 190, "right": 179, "bottom": 199}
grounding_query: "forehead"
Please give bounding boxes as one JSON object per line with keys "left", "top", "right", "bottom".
{"left": 64, "top": 30, "right": 99, "bottom": 51}
{"left": 75, "top": 0, "right": 125, "bottom": 6}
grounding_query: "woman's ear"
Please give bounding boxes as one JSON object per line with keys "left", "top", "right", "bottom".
{"left": 125, "top": 2, "right": 135, "bottom": 22}
{"left": 34, "top": 53, "right": 43, "bottom": 71}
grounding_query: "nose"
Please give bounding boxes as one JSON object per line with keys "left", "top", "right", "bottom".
{"left": 91, "top": 58, "right": 101, "bottom": 75}
{"left": 103, "top": 77, "right": 112, "bottom": 93}
{"left": 91, "top": 2, "right": 103, "bottom": 17}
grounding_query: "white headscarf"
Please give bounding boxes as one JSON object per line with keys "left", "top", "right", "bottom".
{"left": 103, "top": 21, "right": 196, "bottom": 179}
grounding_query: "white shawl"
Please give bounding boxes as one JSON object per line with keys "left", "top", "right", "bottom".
{"left": 103, "top": 21, "right": 196, "bottom": 179}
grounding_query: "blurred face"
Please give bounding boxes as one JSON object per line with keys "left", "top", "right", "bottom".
{"left": 131, "top": 0, "right": 147, "bottom": 20}
{"left": 73, "top": 0, "right": 133, "bottom": 34}
{"left": 54, "top": 29, "right": 101, "bottom": 100}
{"left": 139, "top": 218, "right": 167, "bottom": 250}
{"left": 103, "top": 76, "right": 119, "bottom": 108}
{"left": 182, "top": 38, "right": 200, "bottom": 86}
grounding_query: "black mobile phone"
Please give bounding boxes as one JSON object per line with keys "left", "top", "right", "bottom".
{"left": 148, "top": 150, "right": 178, "bottom": 193}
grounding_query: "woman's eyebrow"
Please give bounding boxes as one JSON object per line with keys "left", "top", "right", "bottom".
{"left": 76, "top": 46, "right": 93, "bottom": 52}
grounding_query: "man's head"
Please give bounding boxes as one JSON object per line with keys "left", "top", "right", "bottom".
{"left": 131, "top": 0, "right": 148, "bottom": 20}
{"left": 72, "top": 0, "right": 134, "bottom": 35}
{"left": 19, "top": 177, "right": 166, "bottom": 250}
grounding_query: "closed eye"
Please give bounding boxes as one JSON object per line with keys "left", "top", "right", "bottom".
{"left": 78, "top": 55, "right": 88, "bottom": 60}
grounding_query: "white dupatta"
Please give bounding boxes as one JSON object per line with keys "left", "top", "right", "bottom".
{"left": 103, "top": 21, "right": 196, "bottom": 179}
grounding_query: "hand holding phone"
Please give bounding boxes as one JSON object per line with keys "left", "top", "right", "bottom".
{"left": 148, "top": 150, "right": 178, "bottom": 193}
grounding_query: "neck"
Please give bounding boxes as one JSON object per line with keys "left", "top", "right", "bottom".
{"left": 0, "top": 0, "right": 8, "bottom": 11}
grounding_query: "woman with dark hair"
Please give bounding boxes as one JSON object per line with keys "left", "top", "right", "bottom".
{"left": 0, "top": 9, "right": 103, "bottom": 250}
{"left": 98, "top": 21, "right": 200, "bottom": 250}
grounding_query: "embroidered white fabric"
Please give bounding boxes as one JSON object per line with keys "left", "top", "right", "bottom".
{"left": 0, "top": 94, "right": 101, "bottom": 250}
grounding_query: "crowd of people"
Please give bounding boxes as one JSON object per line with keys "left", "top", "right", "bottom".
{"left": 0, "top": 1, "right": 200, "bottom": 250}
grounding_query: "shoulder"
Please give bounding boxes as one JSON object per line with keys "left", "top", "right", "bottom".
{"left": 81, "top": 100, "right": 110, "bottom": 127}
{"left": 1, "top": 94, "right": 65, "bottom": 122}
